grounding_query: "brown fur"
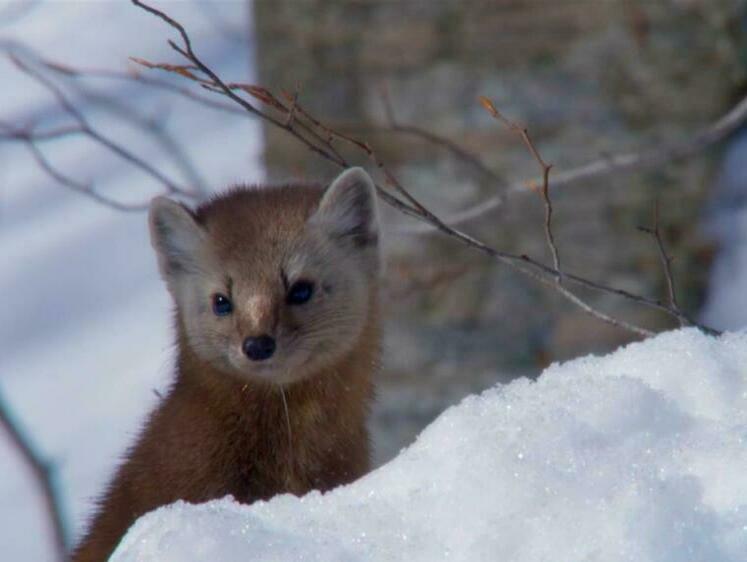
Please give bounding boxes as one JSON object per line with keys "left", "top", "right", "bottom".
{"left": 72, "top": 170, "right": 380, "bottom": 561}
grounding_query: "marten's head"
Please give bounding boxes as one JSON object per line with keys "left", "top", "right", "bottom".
{"left": 149, "top": 167, "right": 380, "bottom": 385}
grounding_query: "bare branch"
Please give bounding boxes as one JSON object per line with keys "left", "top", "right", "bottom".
{"left": 129, "top": 0, "right": 422, "bottom": 222}
{"left": 476, "top": 98, "right": 658, "bottom": 335}
{"left": 130, "top": 0, "right": 353, "bottom": 170}
{"left": 638, "top": 200, "right": 686, "bottom": 327}
{"left": 0, "top": 390, "right": 69, "bottom": 562}
{"left": 1, "top": 51, "right": 212, "bottom": 208}
{"left": 64, "top": 77, "right": 210, "bottom": 197}
{"left": 284, "top": 84, "right": 300, "bottom": 128}
{"left": 1, "top": 122, "right": 175, "bottom": 211}
{"left": 9, "top": 53, "right": 197, "bottom": 200}
{"left": 403, "top": 93, "right": 747, "bottom": 233}
{"left": 379, "top": 86, "right": 503, "bottom": 186}
{"left": 0, "top": 120, "right": 149, "bottom": 211}
{"left": 7, "top": 35, "right": 746, "bottom": 235}
{"left": 0, "top": 123, "right": 86, "bottom": 142}
{"left": 540, "top": 176, "right": 560, "bottom": 278}
{"left": 478, "top": 98, "right": 561, "bottom": 278}
{"left": 0, "top": 45, "right": 219, "bottom": 197}
{"left": 26, "top": 142, "right": 149, "bottom": 212}
{"left": 130, "top": 0, "right": 719, "bottom": 338}
{"left": 46, "top": 61, "right": 249, "bottom": 116}
{"left": 0, "top": 41, "right": 245, "bottom": 120}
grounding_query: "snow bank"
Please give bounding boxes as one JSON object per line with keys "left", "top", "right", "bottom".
{"left": 112, "top": 329, "right": 747, "bottom": 562}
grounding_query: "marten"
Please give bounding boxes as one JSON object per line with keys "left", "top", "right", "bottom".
{"left": 72, "top": 167, "right": 381, "bottom": 561}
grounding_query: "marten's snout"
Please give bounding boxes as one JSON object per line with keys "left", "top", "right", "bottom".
{"left": 243, "top": 335, "right": 276, "bottom": 361}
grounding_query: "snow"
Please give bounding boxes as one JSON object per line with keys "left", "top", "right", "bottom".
{"left": 112, "top": 329, "right": 747, "bottom": 562}
{"left": 0, "top": 3, "right": 262, "bottom": 561}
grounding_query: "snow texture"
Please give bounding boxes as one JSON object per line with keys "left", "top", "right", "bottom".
{"left": 112, "top": 329, "right": 747, "bottom": 562}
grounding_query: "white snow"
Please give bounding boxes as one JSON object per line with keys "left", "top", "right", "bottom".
{"left": 112, "top": 329, "right": 747, "bottom": 562}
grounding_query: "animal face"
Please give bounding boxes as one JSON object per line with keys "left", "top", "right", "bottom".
{"left": 149, "top": 168, "right": 380, "bottom": 385}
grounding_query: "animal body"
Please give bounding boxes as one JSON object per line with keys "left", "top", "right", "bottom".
{"left": 72, "top": 167, "right": 381, "bottom": 561}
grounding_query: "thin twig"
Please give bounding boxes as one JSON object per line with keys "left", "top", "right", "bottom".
{"left": 129, "top": 0, "right": 718, "bottom": 338}
{"left": 0, "top": 390, "right": 69, "bottom": 562}
{"left": 402, "top": 93, "right": 747, "bottom": 233}
{"left": 16, "top": 56, "right": 503, "bottom": 189}
{"left": 3, "top": 52, "right": 206, "bottom": 209}
{"left": 27, "top": 142, "right": 149, "bottom": 212}
{"left": 0, "top": 123, "right": 84, "bottom": 142}
{"left": 0, "top": 119, "right": 149, "bottom": 211}
{"left": 9, "top": 53, "right": 197, "bottom": 200}
{"left": 2, "top": 45, "right": 217, "bottom": 197}
{"left": 379, "top": 86, "right": 503, "bottom": 186}
{"left": 479, "top": 98, "right": 561, "bottom": 278}
{"left": 6, "top": 40, "right": 746, "bottom": 231}
{"left": 283, "top": 97, "right": 703, "bottom": 334}
{"left": 132, "top": 0, "right": 352, "bottom": 169}
{"left": 63, "top": 77, "right": 210, "bottom": 197}
{"left": 49, "top": 62, "right": 249, "bottom": 116}
{"left": 20, "top": 43, "right": 746, "bottom": 240}
{"left": 284, "top": 84, "right": 300, "bottom": 128}
{"left": 540, "top": 176, "right": 560, "bottom": 277}
{"left": 129, "top": 0, "right": 423, "bottom": 222}
{"left": 638, "top": 200, "right": 686, "bottom": 326}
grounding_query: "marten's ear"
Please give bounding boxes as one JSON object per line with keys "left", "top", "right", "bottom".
{"left": 312, "top": 167, "right": 379, "bottom": 248}
{"left": 149, "top": 196, "right": 205, "bottom": 280}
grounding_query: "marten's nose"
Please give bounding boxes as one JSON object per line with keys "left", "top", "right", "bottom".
{"left": 243, "top": 335, "right": 276, "bottom": 361}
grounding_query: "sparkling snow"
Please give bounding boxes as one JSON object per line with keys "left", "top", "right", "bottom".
{"left": 112, "top": 329, "right": 747, "bottom": 562}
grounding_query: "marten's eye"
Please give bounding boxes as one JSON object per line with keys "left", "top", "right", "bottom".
{"left": 212, "top": 293, "right": 233, "bottom": 316}
{"left": 287, "top": 280, "right": 314, "bottom": 305}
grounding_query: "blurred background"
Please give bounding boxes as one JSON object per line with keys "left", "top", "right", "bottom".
{"left": 1, "top": 1, "right": 747, "bottom": 560}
